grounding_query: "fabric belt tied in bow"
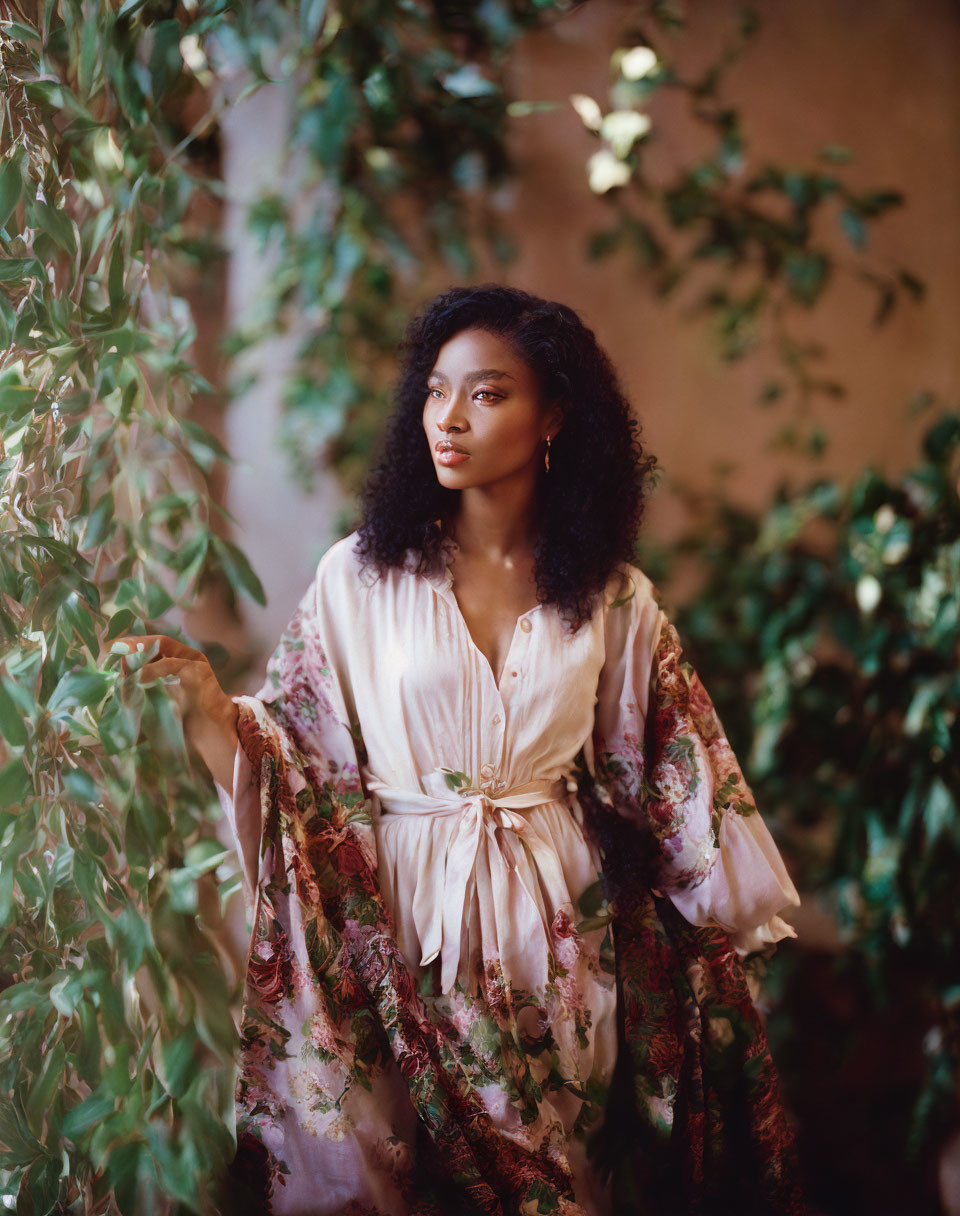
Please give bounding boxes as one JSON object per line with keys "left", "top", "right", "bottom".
{"left": 363, "top": 772, "right": 569, "bottom": 995}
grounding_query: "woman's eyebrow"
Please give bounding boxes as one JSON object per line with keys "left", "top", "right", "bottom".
{"left": 427, "top": 368, "right": 516, "bottom": 384}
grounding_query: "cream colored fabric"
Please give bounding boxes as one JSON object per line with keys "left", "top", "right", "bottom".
{"left": 306, "top": 531, "right": 798, "bottom": 997}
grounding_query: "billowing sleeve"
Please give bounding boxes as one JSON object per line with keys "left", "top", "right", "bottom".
{"left": 590, "top": 566, "right": 801, "bottom": 956}
{"left": 212, "top": 540, "right": 364, "bottom": 906}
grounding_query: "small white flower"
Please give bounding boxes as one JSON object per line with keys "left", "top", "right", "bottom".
{"left": 619, "top": 45, "right": 659, "bottom": 81}
{"left": 179, "top": 33, "right": 207, "bottom": 73}
{"left": 792, "top": 653, "right": 816, "bottom": 681}
{"left": 856, "top": 574, "right": 882, "bottom": 614}
{"left": 365, "top": 147, "right": 393, "bottom": 171}
{"left": 600, "top": 109, "right": 652, "bottom": 158}
{"left": 570, "top": 93, "right": 603, "bottom": 132}
{"left": 873, "top": 504, "right": 896, "bottom": 534}
{"left": 588, "top": 149, "right": 631, "bottom": 193}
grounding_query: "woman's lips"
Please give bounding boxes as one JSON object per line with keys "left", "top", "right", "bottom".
{"left": 437, "top": 449, "right": 470, "bottom": 466}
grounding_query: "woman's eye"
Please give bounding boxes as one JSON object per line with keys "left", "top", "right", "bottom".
{"left": 426, "top": 387, "right": 498, "bottom": 401}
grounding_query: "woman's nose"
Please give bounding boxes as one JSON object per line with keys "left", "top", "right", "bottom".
{"left": 435, "top": 393, "right": 466, "bottom": 430}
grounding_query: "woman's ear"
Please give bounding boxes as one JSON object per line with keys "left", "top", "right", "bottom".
{"left": 545, "top": 398, "right": 564, "bottom": 440}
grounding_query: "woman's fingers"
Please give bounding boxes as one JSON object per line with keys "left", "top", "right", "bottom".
{"left": 106, "top": 635, "right": 206, "bottom": 688}
{"left": 110, "top": 634, "right": 203, "bottom": 661}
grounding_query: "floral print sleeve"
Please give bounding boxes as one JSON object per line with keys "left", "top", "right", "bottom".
{"left": 567, "top": 564, "right": 808, "bottom": 1215}
{"left": 589, "top": 568, "right": 801, "bottom": 956}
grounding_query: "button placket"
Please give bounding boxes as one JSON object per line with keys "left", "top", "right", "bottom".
{"left": 508, "top": 613, "right": 533, "bottom": 687}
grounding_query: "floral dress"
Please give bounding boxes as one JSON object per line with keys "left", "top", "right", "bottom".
{"left": 214, "top": 531, "right": 805, "bottom": 1216}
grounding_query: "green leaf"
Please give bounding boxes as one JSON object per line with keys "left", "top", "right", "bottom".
{"left": 180, "top": 418, "right": 230, "bottom": 471}
{"left": 0, "top": 757, "right": 31, "bottom": 809}
{"left": 0, "top": 981, "right": 43, "bottom": 1014}
{"left": 300, "top": 0, "right": 328, "bottom": 43}
{"left": 50, "top": 970, "right": 87, "bottom": 1017}
{"left": 0, "top": 679, "right": 27, "bottom": 747}
{"left": 784, "top": 249, "right": 829, "bottom": 305}
{"left": 160, "top": 1033, "right": 197, "bottom": 1099}
{"left": 211, "top": 536, "right": 266, "bottom": 606}
{"left": 0, "top": 149, "right": 23, "bottom": 230}
{"left": 0, "top": 256, "right": 44, "bottom": 282}
{"left": 105, "top": 608, "right": 137, "bottom": 640}
{"left": 108, "top": 237, "right": 126, "bottom": 317}
{"left": 60, "top": 1086, "right": 117, "bottom": 1139}
{"left": 577, "top": 879, "right": 606, "bottom": 918}
{"left": 25, "top": 1041, "right": 66, "bottom": 1129}
{"left": 81, "top": 489, "right": 116, "bottom": 549}
{"left": 30, "top": 199, "right": 78, "bottom": 257}
{"left": 46, "top": 669, "right": 112, "bottom": 715}
{"left": 62, "top": 593, "right": 101, "bottom": 655}
{"left": 0, "top": 382, "right": 42, "bottom": 420}
{"left": 840, "top": 207, "right": 866, "bottom": 250}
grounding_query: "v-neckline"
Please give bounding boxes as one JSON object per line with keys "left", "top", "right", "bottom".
{"left": 433, "top": 535, "right": 543, "bottom": 696}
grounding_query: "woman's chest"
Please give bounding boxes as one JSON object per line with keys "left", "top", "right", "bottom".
{"left": 345, "top": 572, "right": 607, "bottom": 763}
{"left": 444, "top": 554, "right": 542, "bottom": 689}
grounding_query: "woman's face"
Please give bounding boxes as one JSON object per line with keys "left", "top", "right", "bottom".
{"left": 422, "top": 327, "right": 559, "bottom": 492}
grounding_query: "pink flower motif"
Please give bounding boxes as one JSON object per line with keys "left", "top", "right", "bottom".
{"left": 449, "top": 998, "right": 475, "bottom": 1040}
{"left": 551, "top": 907, "right": 577, "bottom": 940}
{"left": 663, "top": 832, "right": 684, "bottom": 856}
{"left": 308, "top": 1013, "right": 340, "bottom": 1056}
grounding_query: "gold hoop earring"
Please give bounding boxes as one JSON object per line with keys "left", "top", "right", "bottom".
{"left": 544, "top": 434, "right": 552, "bottom": 472}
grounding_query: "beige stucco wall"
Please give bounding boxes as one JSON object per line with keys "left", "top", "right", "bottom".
{"left": 206, "top": 0, "right": 959, "bottom": 671}
{"left": 497, "top": 0, "right": 958, "bottom": 536}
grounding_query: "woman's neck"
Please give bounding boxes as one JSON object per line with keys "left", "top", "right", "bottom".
{"left": 446, "top": 487, "right": 541, "bottom": 564}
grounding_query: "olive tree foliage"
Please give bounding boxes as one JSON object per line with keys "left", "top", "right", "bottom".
{"left": 0, "top": 3, "right": 262, "bottom": 1213}
{"left": 0, "top": 0, "right": 585, "bottom": 1211}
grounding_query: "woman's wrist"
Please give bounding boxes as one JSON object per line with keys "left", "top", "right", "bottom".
{"left": 185, "top": 703, "right": 240, "bottom": 792}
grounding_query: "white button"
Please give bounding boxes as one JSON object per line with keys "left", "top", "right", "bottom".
{"left": 520, "top": 618, "right": 532, "bottom": 633}
{"left": 492, "top": 714, "right": 501, "bottom": 725}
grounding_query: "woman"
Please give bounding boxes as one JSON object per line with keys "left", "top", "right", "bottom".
{"left": 117, "top": 285, "right": 805, "bottom": 1214}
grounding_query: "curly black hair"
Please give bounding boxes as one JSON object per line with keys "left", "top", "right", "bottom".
{"left": 354, "top": 283, "right": 659, "bottom": 632}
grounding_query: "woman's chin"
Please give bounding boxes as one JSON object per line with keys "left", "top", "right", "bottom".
{"left": 434, "top": 464, "right": 474, "bottom": 486}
